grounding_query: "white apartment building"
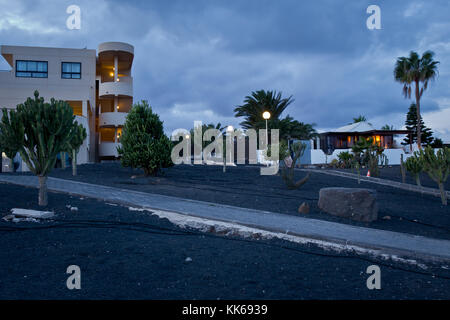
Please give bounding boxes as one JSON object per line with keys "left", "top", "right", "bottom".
{"left": 0, "top": 42, "right": 134, "bottom": 171}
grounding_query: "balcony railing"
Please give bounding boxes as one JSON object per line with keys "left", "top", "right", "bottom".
{"left": 99, "top": 76, "right": 133, "bottom": 97}
{"left": 99, "top": 142, "right": 120, "bottom": 157}
{"left": 99, "top": 112, "right": 127, "bottom": 127}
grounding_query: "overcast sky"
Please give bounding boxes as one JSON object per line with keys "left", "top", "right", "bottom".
{"left": 1, "top": 0, "right": 449, "bottom": 140}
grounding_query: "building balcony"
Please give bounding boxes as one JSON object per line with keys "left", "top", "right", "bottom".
{"left": 99, "top": 112, "right": 127, "bottom": 127}
{"left": 99, "top": 142, "right": 120, "bottom": 158}
{"left": 98, "top": 42, "right": 134, "bottom": 56}
{"left": 99, "top": 77, "right": 133, "bottom": 98}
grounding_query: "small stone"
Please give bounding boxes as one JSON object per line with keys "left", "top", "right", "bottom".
{"left": 185, "top": 257, "right": 192, "bottom": 262}
{"left": 298, "top": 202, "right": 310, "bottom": 214}
{"left": 382, "top": 216, "right": 391, "bottom": 220}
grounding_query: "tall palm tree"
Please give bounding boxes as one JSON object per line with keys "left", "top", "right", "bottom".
{"left": 254, "top": 115, "right": 317, "bottom": 141}
{"left": 234, "top": 90, "right": 294, "bottom": 129}
{"left": 394, "top": 51, "right": 439, "bottom": 148}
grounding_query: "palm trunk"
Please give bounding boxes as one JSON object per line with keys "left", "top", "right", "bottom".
{"left": 415, "top": 80, "right": 422, "bottom": 149}
{"left": 38, "top": 175, "right": 48, "bottom": 206}
{"left": 10, "top": 158, "right": 15, "bottom": 173}
{"left": 439, "top": 182, "right": 447, "bottom": 206}
{"left": 72, "top": 149, "right": 77, "bottom": 176}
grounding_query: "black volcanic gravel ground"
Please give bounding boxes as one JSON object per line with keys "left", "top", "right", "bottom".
{"left": 9, "top": 163, "right": 447, "bottom": 240}
{"left": 0, "top": 183, "right": 449, "bottom": 299}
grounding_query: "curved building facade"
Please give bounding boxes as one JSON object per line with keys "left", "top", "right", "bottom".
{"left": 97, "top": 42, "right": 134, "bottom": 159}
{"left": 0, "top": 41, "right": 135, "bottom": 171}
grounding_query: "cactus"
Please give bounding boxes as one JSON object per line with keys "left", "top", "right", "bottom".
{"left": 65, "top": 122, "right": 87, "bottom": 176}
{"left": 400, "top": 153, "right": 406, "bottom": 184}
{"left": 0, "top": 109, "right": 22, "bottom": 172}
{"left": 280, "top": 141, "right": 310, "bottom": 189}
{"left": 1, "top": 91, "right": 74, "bottom": 206}
{"left": 418, "top": 146, "right": 450, "bottom": 205}
{"left": 405, "top": 153, "right": 424, "bottom": 187}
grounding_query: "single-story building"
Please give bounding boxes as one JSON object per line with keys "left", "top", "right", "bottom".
{"left": 316, "top": 122, "right": 413, "bottom": 154}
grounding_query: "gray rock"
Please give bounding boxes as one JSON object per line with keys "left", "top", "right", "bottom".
{"left": 318, "top": 188, "right": 378, "bottom": 222}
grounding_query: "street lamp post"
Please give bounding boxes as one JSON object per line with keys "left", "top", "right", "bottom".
{"left": 262, "top": 111, "right": 271, "bottom": 166}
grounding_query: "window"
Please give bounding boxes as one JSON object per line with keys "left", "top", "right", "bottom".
{"left": 61, "top": 62, "right": 81, "bottom": 79}
{"left": 16, "top": 60, "right": 48, "bottom": 78}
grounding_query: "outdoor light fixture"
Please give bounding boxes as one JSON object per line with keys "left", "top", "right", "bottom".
{"left": 262, "top": 111, "right": 271, "bottom": 120}
{"left": 185, "top": 134, "right": 190, "bottom": 139}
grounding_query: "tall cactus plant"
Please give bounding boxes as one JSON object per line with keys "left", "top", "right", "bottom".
{"left": 1, "top": 91, "right": 74, "bottom": 206}
{"left": 0, "top": 109, "right": 22, "bottom": 172}
{"left": 405, "top": 153, "right": 424, "bottom": 187}
{"left": 281, "top": 141, "right": 310, "bottom": 189}
{"left": 419, "top": 146, "right": 450, "bottom": 205}
{"left": 65, "top": 122, "right": 87, "bottom": 176}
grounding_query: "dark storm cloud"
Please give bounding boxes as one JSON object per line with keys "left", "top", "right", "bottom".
{"left": 1, "top": 0, "right": 449, "bottom": 137}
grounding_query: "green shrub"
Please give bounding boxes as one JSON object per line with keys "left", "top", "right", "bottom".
{"left": 329, "top": 159, "right": 339, "bottom": 168}
{"left": 351, "top": 137, "right": 386, "bottom": 177}
{"left": 1, "top": 91, "right": 74, "bottom": 206}
{"left": 65, "top": 122, "right": 87, "bottom": 176}
{"left": 405, "top": 153, "right": 424, "bottom": 187}
{"left": 117, "top": 101, "right": 173, "bottom": 176}
{"left": 337, "top": 151, "right": 354, "bottom": 168}
{"left": 418, "top": 146, "right": 450, "bottom": 205}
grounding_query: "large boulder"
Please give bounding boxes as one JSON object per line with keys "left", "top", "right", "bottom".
{"left": 318, "top": 188, "right": 378, "bottom": 222}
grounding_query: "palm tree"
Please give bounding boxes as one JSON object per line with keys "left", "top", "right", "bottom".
{"left": 352, "top": 115, "right": 367, "bottom": 123}
{"left": 234, "top": 90, "right": 294, "bottom": 129}
{"left": 254, "top": 115, "right": 316, "bottom": 141}
{"left": 190, "top": 122, "right": 226, "bottom": 149}
{"left": 394, "top": 51, "right": 439, "bottom": 149}
{"left": 381, "top": 124, "right": 394, "bottom": 131}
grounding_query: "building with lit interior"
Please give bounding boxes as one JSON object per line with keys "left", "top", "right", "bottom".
{"left": 0, "top": 42, "right": 134, "bottom": 171}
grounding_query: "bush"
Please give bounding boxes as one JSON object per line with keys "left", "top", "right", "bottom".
{"left": 405, "top": 153, "right": 424, "bottom": 187}
{"left": 351, "top": 137, "right": 387, "bottom": 177}
{"left": 418, "top": 146, "right": 450, "bottom": 205}
{"left": 117, "top": 101, "right": 173, "bottom": 176}
{"left": 329, "top": 159, "right": 339, "bottom": 168}
{"left": 337, "top": 151, "right": 354, "bottom": 168}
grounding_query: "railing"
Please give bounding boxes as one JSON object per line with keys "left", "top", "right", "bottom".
{"left": 99, "top": 76, "right": 133, "bottom": 97}
{"left": 99, "top": 142, "right": 120, "bottom": 157}
{"left": 99, "top": 112, "right": 127, "bottom": 127}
